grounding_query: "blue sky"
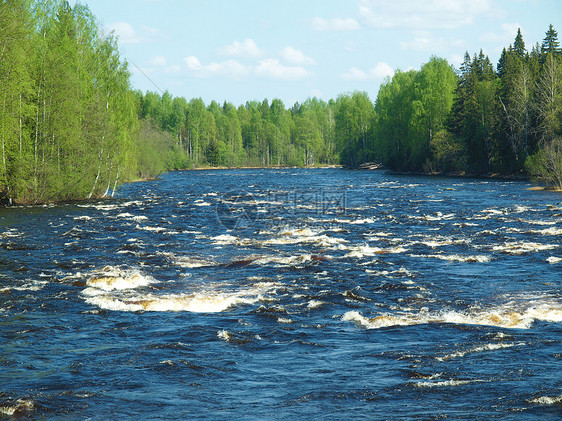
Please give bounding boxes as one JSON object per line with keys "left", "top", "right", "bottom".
{"left": 81, "top": 0, "right": 561, "bottom": 106}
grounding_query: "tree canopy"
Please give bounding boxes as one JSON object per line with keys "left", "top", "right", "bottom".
{"left": 2, "top": 1, "right": 562, "bottom": 205}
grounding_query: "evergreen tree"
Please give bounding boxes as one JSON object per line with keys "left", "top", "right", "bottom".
{"left": 513, "top": 28, "right": 526, "bottom": 58}
{"left": 541, "top": 24, "right": 561, "bottom": 61}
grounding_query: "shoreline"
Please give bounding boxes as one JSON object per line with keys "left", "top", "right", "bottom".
{"left": 180, "top": 164, "right": 343, "bottom": 171}
{"left": 386, "top": 169, "right": 529, "bottom": 181}
{"left": 2, "top": 166, "right": 559, "bottom": 207}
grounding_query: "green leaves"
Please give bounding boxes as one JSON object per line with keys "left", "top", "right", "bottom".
{"left": 0, "top": 0, "right": 139, "bottom": 204}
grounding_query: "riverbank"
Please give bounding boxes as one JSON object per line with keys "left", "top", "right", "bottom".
{"left": 182, "top": 164, "right": 343, "bottom": 171}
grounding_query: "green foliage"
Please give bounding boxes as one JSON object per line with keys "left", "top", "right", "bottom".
{"left": 2, "top": 3, "right": 561, "bottom": 202}
{"left": 0, "top": 0, "right": 143, "bottom": 204}
{"left": 525, "top": 137, "right": 562, "bottom": 189}
{"left": 137, "top": 92, "right": 341, "bottom": 168}
{"left": 372, "top": 57, "right": 457, "bottom": 172}
{"left": 334, "top": 92, "right": 374, "bottom": 167}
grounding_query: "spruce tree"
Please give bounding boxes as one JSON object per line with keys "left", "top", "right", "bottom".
{"left": 541, "top": 24, "right": 561, "bottom": 63}
{"left": 513, "top": 28, "right": 526, "bottom": 58}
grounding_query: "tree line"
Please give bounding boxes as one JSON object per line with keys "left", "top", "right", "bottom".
{"left": 0, "top": 0, "right": 163, "bottom": 204}
{"left": 2, "top": 0, "right": 561, "bottom": 205}
{"left": 136, "top": 89, "right": 383, "bottom": 170}
{"left": 137, "top": 25, "right": 562, "bottom": 188}
{"left": 369, "top": 25, "right": 562, "bottom": 185}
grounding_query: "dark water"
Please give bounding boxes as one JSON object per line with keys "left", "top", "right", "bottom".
{"left": 1, "top": 169, "right": 561, "bottom": 419}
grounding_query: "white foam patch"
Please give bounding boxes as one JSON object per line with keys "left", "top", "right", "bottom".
{"left": 345, "top": 245, "right": 408, "bottom": 258}
{"left": 91, "top": 204, "right": 120, "bottom": 211}
{"left": 211, "top": 234, "right": 239, "bottom": 245}
{"left": 121, "top": 200, "right": 144, "bottom": 207}
{"left": 308, "top": 300, "right": 324, "bottom": 309}
{"left": 85, "top": 267, "right": 156, "bottom": 292}
{"left": 217, "top": 330, "right": 231, "bottom": 341}
{"left": 333, "top": 217, "right": 376, "bottom": 225}
{"left": 277, "top": 317, "right": 294, "bottom": 323}
{"left": 135, "top": 224, "right": 166, "bottom": 232}
{"left": 245, "top": 228, "right": 349, "bottom": 248}
{"left": 194, "top": 200, "right": 212, "bottom": 206}
{"left": 492, "top": 241, "right": 558, "bottom": 254}
{"left": 422, "top": 212, "right": 456, "bottom": 221}
{"left": 342, "top": 297, "right": 562, "bottom": 330}
{"left": 0, "top": 399, "right": 34, "bottom": 416}
{"left": 412, "top": 379, "right": 485, "bottom": 388}
{"left": 436, "top": 342, "right": 525, "bottom": 361}
{"left": 84, "top": 281, "right": 278, "bottom": 313}
{"left": 529, "top": 395, "right": 562, "bottom": 405}
{"left": 0, "top": 280, "right": 47, "bottom": 293}
{"left": 547, "top": 256, "right": 562, "bottom": 264}
{"left": 1, "top": 229, "right": 22, "bottom": 238}
{"left": 518, "top": 218, "right": 557, "bottom": 226}
{"left": 410, "top": 254, "right": 491, "bottom": 263}
{"left": 533, "top": 227, "right": 562, "bottom": 235}
{"left": 365, "top": 267, "right": 416, "bottom": 278}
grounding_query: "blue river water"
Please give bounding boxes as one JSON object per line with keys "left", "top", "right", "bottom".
{"left": 0, "top": 168, "right": 561, "bottom": 419}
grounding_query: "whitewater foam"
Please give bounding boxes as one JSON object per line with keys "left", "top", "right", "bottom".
{"left": 343, "top": 296, "right": 562, "bottom": 330}
{"left": 529, "top": 395, "right": 562, "bottom": 405}
{"left": 0, "top": 399, "right": 34, "bottom": 416}
{"left": 84, "top": 280, "right": 278, "bottom": 313}
{"left": 410, "top": 254, "right": 491, "bottom": 263}
{"left": 492, "top": 241, "right": 558, "bottom": 254}
{"left": 0, "top": 280, "right": 47, "bottom": 293}
{"left": 85, "top": 267, "right": 156, "bottom": 292}
{"left": 345, "top": 245, "right": 408, "bottom": 258}
{"left": 436, "top": 342, "right": 525, "bottom": 361}
{"left": 412, "top": 379, "right": 485, "bottom": 388}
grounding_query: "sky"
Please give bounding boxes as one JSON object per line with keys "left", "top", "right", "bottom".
{"left": 81, "top": 0, "right": 561, "bottom": 107}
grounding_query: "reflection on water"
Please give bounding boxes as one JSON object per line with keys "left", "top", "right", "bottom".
{"left": 0, "top": 169, "right": 561, "bottom": 419}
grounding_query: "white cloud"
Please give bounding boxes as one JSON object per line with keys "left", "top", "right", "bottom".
{"left": 106, "top": 21, "right": 142, "bottom": 44}
{"left": 371, "top": 62, "right": 395, "bottom": 78}
{"left": 311, "top": 17, "right": 361, "bottom": 31}
{"left": 342, "top": 67, "right": 369, "bottom": 81}
{"left": 279, "top": 47, "right": 316, "bottom": 66}
{"left": 359, "top": 0, "right": 492, "bottom": 30}
{"left": 217, "top": 39, "right": 263, "bottom": 58}
{"left": 185, "top": 56, "right": 202, "bottom": 71}
{"left": 150, "top": 55, "right": 167, "bottom": 66}
{"left": 342, "top": 62, "right": 394, "bottom": 81}
{"left": 255, "top": 59, "right": 312, "bottom": 80}
{"left": 184, "top": 56, "right": 250, "bottom": 79}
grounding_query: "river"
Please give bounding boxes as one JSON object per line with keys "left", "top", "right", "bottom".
{"left": 1, "top": 169, "right": 561, "bottom": 419}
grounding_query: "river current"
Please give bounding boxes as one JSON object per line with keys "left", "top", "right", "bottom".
{"left": 1, "top": 168, "right": 561, "bottom": 419}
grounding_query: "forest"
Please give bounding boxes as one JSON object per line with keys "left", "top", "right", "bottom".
{"left": 1, "top": 0, "right": 562, "bottom": 205}
{"left": 137, "top": 26, "right": 562, "bottom": 186}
